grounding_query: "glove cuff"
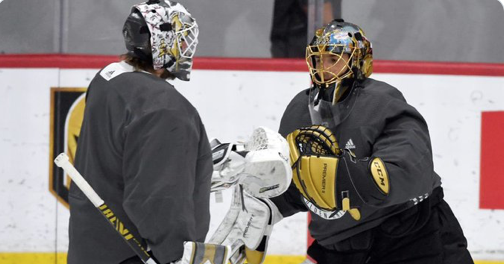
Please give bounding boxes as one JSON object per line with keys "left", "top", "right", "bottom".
{"left": 338, "top": 151, "right": 389, "bottom": 206}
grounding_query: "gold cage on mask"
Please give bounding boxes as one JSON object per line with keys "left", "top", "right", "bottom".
{"left": 305, "top": 23, "right": 373, "bottom": 89}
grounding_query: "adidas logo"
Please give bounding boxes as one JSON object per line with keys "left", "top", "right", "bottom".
{"left": 106, "top": 70, "right": 115, "bottom": 78}
{"left": 345, "top": 139, "right": 356, "bottom": 149}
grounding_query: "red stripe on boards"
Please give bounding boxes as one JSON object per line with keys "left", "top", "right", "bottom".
{"left": 1, "top": 54, "right": 504, "bottom": 76}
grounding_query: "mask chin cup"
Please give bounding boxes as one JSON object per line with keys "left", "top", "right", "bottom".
{"left": 308, "top": 85, "right": 360, "bottom": 127}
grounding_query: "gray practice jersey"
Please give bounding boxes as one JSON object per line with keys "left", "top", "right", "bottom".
{"left": 272, "top": 78, "right": 442, "bottom": 248}
{"left": 68, "top": 62, "right": 213, "bottom": 264}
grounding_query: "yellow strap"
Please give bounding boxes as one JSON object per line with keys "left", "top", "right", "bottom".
{"left": 245, "top": 247, "right": 266, "bottom": 264}
{"left": 342, "top": 197, "right": 361, "bottom": 221}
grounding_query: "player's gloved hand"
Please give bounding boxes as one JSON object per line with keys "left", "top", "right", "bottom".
{"left": 210, "top": 127, "right": 292, "bottom": 199}
{"left": 337, "top": 149, "right": 390, "bottom": 206}
{"left": 169, "top": 241, "right": 230, "bottom": 264}
{"left": 287, "top": 125, "right": 390, "bottom": 221}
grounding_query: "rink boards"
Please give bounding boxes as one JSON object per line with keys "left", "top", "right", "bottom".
{"left": 0, "top": 56, "right": 503, "bottom": 263}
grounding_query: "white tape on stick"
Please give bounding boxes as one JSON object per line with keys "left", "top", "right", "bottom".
{"left": 54, "top": 153, "right": 104, "bottom": 207}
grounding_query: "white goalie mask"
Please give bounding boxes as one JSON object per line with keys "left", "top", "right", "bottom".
{"left": 124, "top": 0, "right": 199, "bottom": 81}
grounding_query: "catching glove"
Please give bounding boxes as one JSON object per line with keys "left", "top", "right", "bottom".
{"left": 287, "top": 125, "right": 390, "bottom": 221}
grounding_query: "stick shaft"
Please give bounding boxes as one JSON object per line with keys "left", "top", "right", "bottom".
{"left": 54, "top": 153, "right": 157, "bottom": 264}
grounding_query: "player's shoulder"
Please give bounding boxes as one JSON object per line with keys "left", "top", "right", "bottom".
{"left": 361, "top": 78, "right": 405, "bottom": 101}
{"left": 98, "top": 61, "right": 168, "bottom": 85}
{"left": 94, "top": 61, "right": 177, "bottom": 95}
{"left": 91, "top": 62, "right": 192, "bottom": 109}
{"left": 288, "top": 88, "right": 311, "bottom": 106}
{"left": 279, "top": 88, "right": 312, "bottom": 136}
{"left": 283, "top": 88, "right": 311, "bottom": 117}
{"left": 98, "top": 61, "right": 133, "bottom": 81}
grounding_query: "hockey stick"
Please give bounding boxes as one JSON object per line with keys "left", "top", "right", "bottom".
{"left": 54, "top": 153, "right": 158, "bottom": 264}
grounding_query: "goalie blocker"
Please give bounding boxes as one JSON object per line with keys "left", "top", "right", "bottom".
{"left": 211, "top": 126, "right": 291, "bottom": 199}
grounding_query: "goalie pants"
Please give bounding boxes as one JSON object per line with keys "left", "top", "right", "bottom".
{"left": 307, "top": 187, "right": 474, "bottom": 264}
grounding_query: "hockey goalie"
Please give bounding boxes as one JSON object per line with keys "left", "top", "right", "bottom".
{"left": 57, "top": 0, "right": 292, "bottom": 263}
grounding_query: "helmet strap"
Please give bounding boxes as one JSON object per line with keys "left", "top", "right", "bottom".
{"left": 352, "top": 66, "right": 365, "bottom": 81}
{"left": 131, "top": 49, "right": 153, "bottom": 64}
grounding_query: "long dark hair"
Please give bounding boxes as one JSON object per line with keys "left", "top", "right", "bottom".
{"left": 120, "top": 53, "right": 175, "bottom": 80}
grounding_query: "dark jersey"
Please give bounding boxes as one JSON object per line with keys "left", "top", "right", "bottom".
{"left": 272, "top": 78, "right": 442, "bottom": 247}
{"left": 68, "top": 62, "right": 213, "bottom": 264}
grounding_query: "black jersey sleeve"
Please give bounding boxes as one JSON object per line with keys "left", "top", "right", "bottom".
{"left": 271, "top": 181, "right": 308, "bottom": 217}
{"left": 371, "top": 95, "right": 436, "bottom": 206}
{"left": 344, "top": 85, "right": 437, "bottom": 208}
